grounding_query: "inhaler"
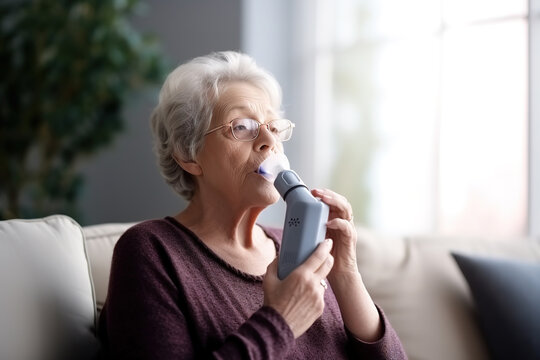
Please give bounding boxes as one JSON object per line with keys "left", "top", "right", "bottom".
{"left": 258, "top": 153, "right": 329, "bottom": 280}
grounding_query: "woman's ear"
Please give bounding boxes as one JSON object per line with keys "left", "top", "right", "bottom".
{"left": 173, "top": 154, "right": 202, "bottom": 176}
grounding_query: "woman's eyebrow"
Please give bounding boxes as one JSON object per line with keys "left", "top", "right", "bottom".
{"left": 226, "top": 105, "right": 252, "bottom": 114}
{"left": 221, "top": 103, "right": 279, "bottom": 121}
{"left": 227, "top": 105, "right": 276, "bottom": 117}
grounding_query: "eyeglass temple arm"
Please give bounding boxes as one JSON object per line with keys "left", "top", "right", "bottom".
{"left": 204, "top": 124, "right": 228, "bottom": 136}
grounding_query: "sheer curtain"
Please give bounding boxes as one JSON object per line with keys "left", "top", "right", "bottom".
{"left": 311, "top": 0, "right": 530, "bottom": 237}
{"left": 243, "top": 0, "right": 538, "bottom": 237}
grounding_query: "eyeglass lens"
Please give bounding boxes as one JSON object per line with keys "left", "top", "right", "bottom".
{"left": 231, "top": 118, "right": 292, "bottom": 141}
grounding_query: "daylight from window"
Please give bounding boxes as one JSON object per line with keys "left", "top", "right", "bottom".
{"left": 314, "top": 0, "right": 528, "bottom": 236}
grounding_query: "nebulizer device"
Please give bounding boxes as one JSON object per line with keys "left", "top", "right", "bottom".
{"left": 258, "top": 153, "right": 329, "bottom": 279}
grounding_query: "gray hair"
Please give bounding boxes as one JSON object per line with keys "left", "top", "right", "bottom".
{"left": 150, "top": 51, "right": 283, "bottom": 200}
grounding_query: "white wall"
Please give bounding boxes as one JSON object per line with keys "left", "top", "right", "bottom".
{"left": 79, "top": 0, "right": 242, "bottom": 225}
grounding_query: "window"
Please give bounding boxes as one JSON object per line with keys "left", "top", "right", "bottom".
{"left": 313, "top": 0, "right": 530, "bottom": 236}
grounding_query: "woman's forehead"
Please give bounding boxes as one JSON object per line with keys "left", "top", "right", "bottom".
{"left": 214, "top": 83, "right": 279, "bottom": 118}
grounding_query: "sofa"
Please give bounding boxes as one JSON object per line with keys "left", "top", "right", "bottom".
{"left": 1, "top": 214, "right": 539, "bottom": 360}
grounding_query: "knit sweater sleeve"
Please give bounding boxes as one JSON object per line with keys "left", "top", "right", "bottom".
{"left": 99, "top": 225, "right": 295, "bottom": 360}
{"left": 214, "top": 306, "right": 294, "bottom": 359}
{"left": 346, "top": 305, "right": 408, "bottom": 359}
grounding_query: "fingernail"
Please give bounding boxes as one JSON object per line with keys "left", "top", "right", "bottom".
{"left": 325, "top": 238, "right": 333, "bottom": 247}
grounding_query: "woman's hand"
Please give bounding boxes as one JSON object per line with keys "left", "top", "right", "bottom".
{"left": 263, "top": 239, "right": 334, "bottom": 338}
{"left": 311, "top": 188, "right": 358, "bottom": 280}
{"left": 311, "top": 188, "right": 382, "bottom": 342}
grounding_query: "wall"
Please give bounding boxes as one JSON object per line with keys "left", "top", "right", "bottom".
{"left": 79, "top": 0, "right": 242, "bottom": 225}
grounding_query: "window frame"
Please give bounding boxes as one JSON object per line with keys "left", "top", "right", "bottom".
{"left": 529, "top": 0, "right": 540, "bottom": 237}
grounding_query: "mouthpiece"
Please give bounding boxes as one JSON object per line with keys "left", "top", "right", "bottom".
{"left": 257, "top": 153, "right": 290, "bottom": 182}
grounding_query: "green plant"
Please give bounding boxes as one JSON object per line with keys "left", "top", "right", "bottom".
{"left": 0, "top": 0, "right": 165, "bottom": 220}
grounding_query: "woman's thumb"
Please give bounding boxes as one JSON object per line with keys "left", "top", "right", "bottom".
{"left": 265, "top": 256, "right": 279, "bottom": 277}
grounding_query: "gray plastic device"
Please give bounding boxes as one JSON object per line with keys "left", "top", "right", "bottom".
{"left": 274, "top": 170, "right": 329, "bottom": 280}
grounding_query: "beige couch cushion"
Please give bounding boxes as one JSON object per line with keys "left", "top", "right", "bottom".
{"left": 356, "top": 226, "right": 540, "bottom": 360}
{"left": 83, "top": 222, "right": 135, "bottom": 311}
{"left": 0, "top": 215, "right": 100, "bottom": 360}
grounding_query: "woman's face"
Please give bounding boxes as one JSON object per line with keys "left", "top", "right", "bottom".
{"left": 194, "top": 81, "right": 283, "bottom": 209}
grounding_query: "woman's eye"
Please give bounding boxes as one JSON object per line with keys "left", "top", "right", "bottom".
{"left": 233, "top": 124, "right": 248, "bottom": 131}
{"left": 269, "top": 122, "right": 284, "bottom": 134}
{"left": 233, "top": 118, "right": 257, "bottom": 131}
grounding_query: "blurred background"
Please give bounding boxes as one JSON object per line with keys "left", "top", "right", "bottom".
{"left": 1, "top": 0, "right": 539, "bottom": 238}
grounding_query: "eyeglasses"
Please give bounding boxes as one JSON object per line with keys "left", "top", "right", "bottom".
{"left": 204, "top": 118, "right": 295, "bottom": 142}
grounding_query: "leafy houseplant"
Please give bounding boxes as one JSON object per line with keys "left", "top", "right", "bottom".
{"left": 0, "top": 0, "right": 165, "bottom": 220}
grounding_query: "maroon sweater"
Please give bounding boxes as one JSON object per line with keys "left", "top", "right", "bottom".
{"left": 98, "top": 217, "right": 406, "bottom": 359}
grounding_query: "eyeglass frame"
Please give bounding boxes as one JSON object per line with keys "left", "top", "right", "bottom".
{"left": 204, "top": 118, "right": 296, "bottom": 142}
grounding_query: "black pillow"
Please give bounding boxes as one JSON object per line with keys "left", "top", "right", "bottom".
{"left": 452, "top": 252, "right": 540, "bottom": 360}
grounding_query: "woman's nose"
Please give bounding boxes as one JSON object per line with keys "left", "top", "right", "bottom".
{"left": 255, "top": 123, "right": 277, "bottom": 151}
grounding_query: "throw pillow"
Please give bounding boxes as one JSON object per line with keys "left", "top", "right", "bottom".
{"left": 452, "top": 252, "right": 540, "bottom": 360}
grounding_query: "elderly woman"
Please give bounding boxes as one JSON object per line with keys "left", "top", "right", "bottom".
{"left": 98, "top": 51, "right": 406, "bottom": 359}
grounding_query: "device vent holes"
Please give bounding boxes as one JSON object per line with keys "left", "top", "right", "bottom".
{"left": 288, "top": 217, "right": 300, "bottom": 227}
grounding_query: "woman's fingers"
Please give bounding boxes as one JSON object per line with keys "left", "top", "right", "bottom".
{"left": 314, "top": 248, "right": 334, "bottom": 280}
{"left": 311, "top": 188, "right": 359, "bottom": 277}
{"left": 326, "top": 218, "right": 355, "bottom": 237}
{"left": 312, "top": 188, "right": 353, "bottom": 221}
{"left": 265, "top": 255, "right": 279, "bottom": 280}
{"left": 305, "top": 240, "right": 334, "bottom": 291}
{"left": 300, "top": 238, "right": 333, "bottom": 273}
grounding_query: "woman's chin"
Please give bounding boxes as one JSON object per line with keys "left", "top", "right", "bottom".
{"left": 255, "top": 186, "right": 280, "bottom": 206}
{"left": 246, "top": 174, "right": 281, "bottom": 206}
{"left": 268, "top": 192, "right": 281, "bottom": 205}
